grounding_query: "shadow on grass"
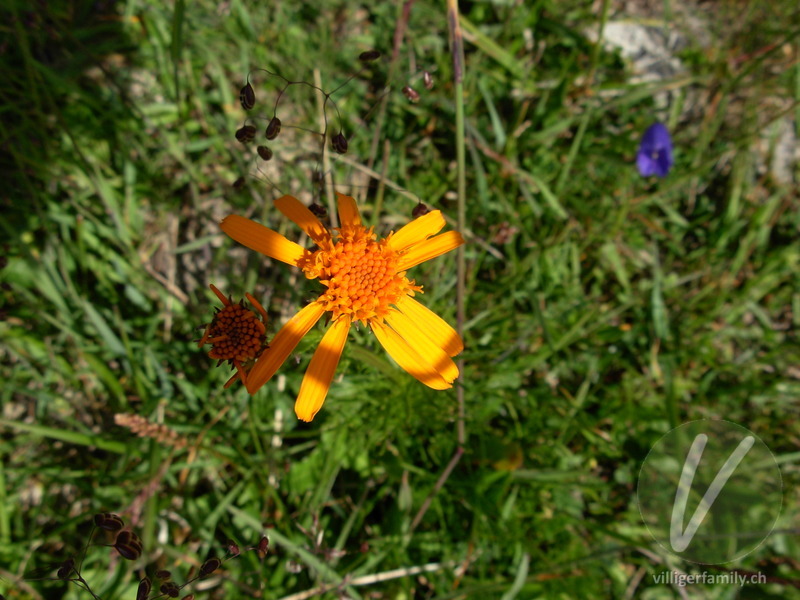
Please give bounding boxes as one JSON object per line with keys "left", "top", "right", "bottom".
{"left": 0, "top": 0, "right": 138, "bottom": 238}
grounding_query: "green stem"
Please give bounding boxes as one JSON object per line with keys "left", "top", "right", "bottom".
{"left": 448, "top": 0, "right": 466, "bottom": 447}
{"left": 0, "top": 458, "right": 8, "bottom": 544}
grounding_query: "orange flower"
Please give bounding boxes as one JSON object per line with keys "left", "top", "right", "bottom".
{"left": 198, "top": 284, "right": 269, "bottom": 388}
{"left": 220, "top": 193, "right": 464, "bottom": 421}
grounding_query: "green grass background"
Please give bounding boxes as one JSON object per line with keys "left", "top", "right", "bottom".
{"left": 1, "top": 0, "right": 799, "bottom": 598}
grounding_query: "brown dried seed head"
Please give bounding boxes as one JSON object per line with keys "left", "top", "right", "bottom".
{"left": 257, "top": 145, "right": 273, "bottom": 161}
{"left": 94, "top": 511, "right": 124, "bottom": 531}
{"left": 412, "top": 202, "right": 430, "bottom": 218}
{"left": 227, "top": 540, "right": 240, "bottom": 556}
{"left": 331, "top": 132, "right": 348, "bottom": 154}
{"left": 265, "top": 117, "right": 281, "bottom": 140}
{"left": 115, "top": 530, "right": 132, "bottom": 545}
{"left": 115, "top": 543, "right": 141, "bottom": 560}
{"left": 258, "top": 536, "right": 269, "bottom": 554}
{"left": 402, "top": 85, "right": 420, "bottom": 103}
{"left": 235, "top": 125, "right": 256, "bottom": 143}
{"left": 136, "top": 577, "right": 152, "bottom": 600}
{"left": 114, "top": 530, "right": 143, "bottom": 560}
{"left": 114, "top": 414, "right": 188, "bottom": 450}
{"left": 239, "top": 83, "right": 256, "bottom": 110}
{"left": 200, "top": 557, "right": 221, "bottom": 578}
{"left": 160, "top": 582, "right": 180, "bottom": 598}
{"left": 156, "top": 569, "right": 172, "bottom": 580}
{"left": 359, "top": 50, "right": 381, "bottom": 62}
{"left": 56, "top": 559, "right": 74, "bottom": 580}
{"left": 309, "top": 202, "right": 327, "bottom": 218}
{"left": 423, "top": 71, "right": 434, "bottom": 90}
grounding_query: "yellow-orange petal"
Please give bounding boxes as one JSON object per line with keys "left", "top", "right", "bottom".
{"left": 294, "top": 316, "right": 351, "bottom": 422}
{"left": 274, "top": 195, "right": 332, "bottom": 247}
{"left": 388, "top": 210, "right": 446, "bottom": 252}
{"left": 385, "top": 309, "right": 458, "bottom": 383}
{"left": 221, "top": 215, "right": 307, "bottom": 267}
{"left": 209, "top": 284, "right": 229, "bottom": 305}
{"left": 245, "top": 302, "right": 325, "bottom": 393}
{"left": 396, "top": 230, "right": 465, "bottom": 271}
{"left": 336, "top": 193, "right": 362, "bottom": 228}
{"left": 371, "top": 321, "right": 451, "bottom": 390}
{"left": 395, "top": 295, "right": 463, "bottom": 357}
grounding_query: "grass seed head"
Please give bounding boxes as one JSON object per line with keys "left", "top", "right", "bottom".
{"left": 94, "top": 512, "right": 124, "bottom": 532}
{"left": 200, "top": 557, "right": 221, "bottom": 578}
{"left": 113, "top": 530, "right": 143, "bottom": 560}
{"left": 160, "top": 581, "right": 180, "bottom": 598}
{"left": 358, "top": 49, "right": 381, "bottom": 62}
{"left": 136, "top": 577, "right": 151, "bottom": 600}
{"left": 412, "top": 202, "right": 430, "bottom": 217}
{"left": 239, "top": 82, "right": 256, "bottom": 110}
{"left": 257, "top": 145, "right": 273, "bottom": 161}
{"left": 402, "top": 85, "right": 420, "bottom": 102}
{"left": 56, "top": 558, "right": 74, "bottom": 580}
{"left": 331, "top": 132, "right": 348, "bottom": 154}
{"left": 265, "top": 116, "right": 281, "bottom": 140}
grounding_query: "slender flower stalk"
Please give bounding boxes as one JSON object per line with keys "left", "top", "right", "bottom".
{"left": 447, "top": 0, "right": 467, "bottom": 447}
{"left": 220, "top": 193, "right": 464, "bottom": 421}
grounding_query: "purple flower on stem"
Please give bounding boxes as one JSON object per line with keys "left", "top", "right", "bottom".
{"left": 637, "top": 122, "right": 673, "bottom": 177}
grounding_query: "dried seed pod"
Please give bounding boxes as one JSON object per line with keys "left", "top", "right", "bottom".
{"left": 402, "top": 85, "right": 420, "bottom": 103}
{"left": 239, "top": 83, "right": 256, "bottom": 110}
{"left": 156, "top": 570, "right": 172, "bottom": 580}
{"left": 265, "top": 117, "right": 281, "bottom": 140}
{"left": 114, "top": 530, "right": 143, "bottom": 560}
{"left": 256, "top": 145, "right": 273, "bottom": 161}
{"left": 331, "top": 132, "right": 348, "bottom": 154}
{"left": 160, "top": 582, "right": 180, "bottom": 598}
{"left": 95, "top": 512, "right": 124, "bottom": 532}
{"left": 200, "top": 557, "right": 221, "bottom": 578}
{"left": 412, "top": 202, "right": 430, "bottom": 217}
{"left": 359, "top": 50, "right": 381, "bottom": 62}
{"left": 115, "top": 543, "right": 141, "bottom": 560}
{"left": 56, "top": 559, "right": 74, "bottom": 580}
{"left": 423, "top": 71, "right": 434, "bottom": 90}
{"left": 136, "top": 577, "right": 152, "bottom": 600}
{"left": 257, "top": 536, "right": 269, "bottom": 555}
{"left": 309, "top": 202, "right": 327, "bottom": 218}
{"left": 227, "top": 540, "right": 240, "bottom": 556}
{"left": 235, "top": 125, "right": 256, "bottom": 144}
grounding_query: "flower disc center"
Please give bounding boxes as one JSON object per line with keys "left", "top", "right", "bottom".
{"left": 207, "top": 304, "right": 266, "bottom": 362}
{"left": 305, "top": 227, "right": 421, "bottom": 324}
